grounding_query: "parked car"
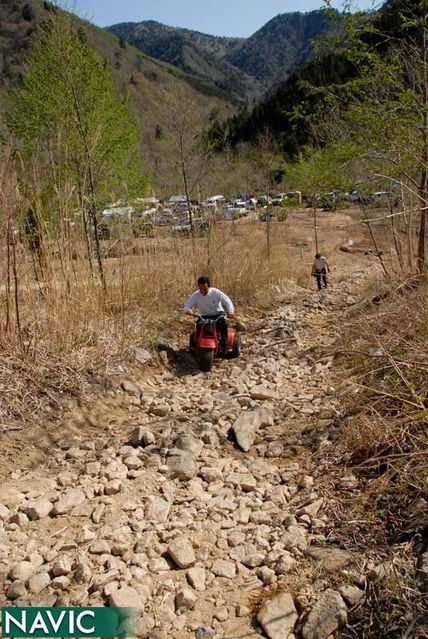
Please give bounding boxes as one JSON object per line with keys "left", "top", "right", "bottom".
{"left": 171, "top": 218, "right": 210, "bottom": 235}
{"left": 272, "top": 193, "right": 288, "bottom": 206}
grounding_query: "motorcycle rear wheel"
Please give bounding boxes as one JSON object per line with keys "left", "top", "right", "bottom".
{"left": 230, "top": 333, "right": 241, "bottom": 358}
{"left": 198, "top": 348, "right": 214, "bottom": 372}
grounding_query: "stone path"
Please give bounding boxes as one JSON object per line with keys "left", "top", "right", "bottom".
{"left": 0, "top": 264, "right": 381, "bottom": 639}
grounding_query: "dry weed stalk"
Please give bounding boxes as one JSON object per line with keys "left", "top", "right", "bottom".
{"left": 330, "top": 281, "right": 428, "bottom": 638}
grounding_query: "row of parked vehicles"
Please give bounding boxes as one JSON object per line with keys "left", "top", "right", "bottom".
{"left": 97, "top": 187, "right": 400, "bottom": 238}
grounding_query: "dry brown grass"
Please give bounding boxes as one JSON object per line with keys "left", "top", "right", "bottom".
{"left": 336, "top": 281, "right": 427, "bottom": 508}
{"left": 328, "top": 279, "right": 428, "bottom": 638}
{"left": 0, "top": 152, "right": 303, "bottom": 426}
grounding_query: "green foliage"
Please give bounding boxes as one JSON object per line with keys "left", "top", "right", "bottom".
{"left": 107, "top": 12, "right": 332, "bottom": 102}
{"left": 208, "top": 49, "right": 358, "bottom": 157}
{"left": 7, "top": 13, "right": 147, "bottom": 207}
{"left": 282, "top": 142, "right": 358, "bottom": 195}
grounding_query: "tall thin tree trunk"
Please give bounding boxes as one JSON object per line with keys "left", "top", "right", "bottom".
{"left": 313, "top": 207, "right": 319, "bottom": 252}
{"left": 179, "top": 132, "right": 194, "bottom": 233}
{"left": 5, "top": 216, "right": 12, "bottom": 335}
{"left": 418, "top": 1, "right": 428, "bottom": 273}
{"left": 391, "top": 209, "right": 404, "bottom": 273}
{"left": 362, "top": 205, "right": 391, "bottom": 280}
{"left": 11, "top": 234, "right": 22, "bottom": 348}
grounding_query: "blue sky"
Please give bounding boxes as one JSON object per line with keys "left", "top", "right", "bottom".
{"left": 72, "top": 0, "right": 380, "bottom": 37}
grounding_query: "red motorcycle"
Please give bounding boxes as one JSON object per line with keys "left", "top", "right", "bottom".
{"left": 189, "top": 313, "right": 241, "bottom": 372}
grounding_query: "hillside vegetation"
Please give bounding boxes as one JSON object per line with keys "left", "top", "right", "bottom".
{"left": 108, "top": 11, "right": 331, "bottom": 101}
{"left": 0, "top": 0, "right": 232, "bottom": 190}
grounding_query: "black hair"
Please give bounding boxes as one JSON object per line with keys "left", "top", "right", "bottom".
{"left": 315, "top": 253, "right": 321, "bottom": 259}
{"left": 197, "top": 275, "right": 210, "bottom": 286}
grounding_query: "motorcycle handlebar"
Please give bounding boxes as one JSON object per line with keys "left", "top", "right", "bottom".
{"left": 192, "top": 313, "right": 227, "bottom": 322}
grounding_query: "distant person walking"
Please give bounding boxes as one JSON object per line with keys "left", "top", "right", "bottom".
{"left": 311, "top": 253, "right": 330, "bottom": 291}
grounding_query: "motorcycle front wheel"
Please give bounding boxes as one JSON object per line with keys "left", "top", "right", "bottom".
{"left": 197, "top": 348, "right": 214, "bottom": 372}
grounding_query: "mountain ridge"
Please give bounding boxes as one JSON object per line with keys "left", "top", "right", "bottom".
{"left": 108, "top": 10, "right": 332, "bottom": 101}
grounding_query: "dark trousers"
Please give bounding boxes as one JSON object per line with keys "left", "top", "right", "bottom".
{"left": 197, "top": 313, "right": 228, "bottom": 346}
{"left": 315, "top": 269, "right": 327, "bottom": 291}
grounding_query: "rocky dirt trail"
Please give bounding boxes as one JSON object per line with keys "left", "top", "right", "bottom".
{"left": 0, "top": 258, "right": 384, "bottom": 639}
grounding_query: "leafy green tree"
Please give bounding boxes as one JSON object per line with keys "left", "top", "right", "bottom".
{"left": 314, "top": 0, "right": 428, "bottom": 272}
{"left": 7, "top": 12, "right": 147, "bottom": 288}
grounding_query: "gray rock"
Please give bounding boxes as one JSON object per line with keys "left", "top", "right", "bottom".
{"left": 250, "top": 385, "right": 279, "bottom": 400}
{"left": 146, "top": 497, "right": 171, "bottom": 523}
{"left": 167, "top": 452, "right": 196, "bottom": 481}
{"left": 416, "top": 549, "right": 428, "bottom": 593}
{"left": 302, "top": 589, "right": 347, "bottom": 639}
{"left": 23, "top": 497, "right": 53, "bottom": 521}
{"left": 124, "top": 456, "right": 143, "bottom": 470}
{"left": 130, "top": 346, "right": 153, "bottom": 366}
{"left": 104, "top": 461, "right": 128, "bottom": 480}
{"left": 214, "top": 608, "right": 229, "bottom": 622}
{"left": 275, "top": 553, "right": 296, "bottom": 575}
{"left": 254, "top": 405, "right": 274, "bottom": 426}
{"left": 231, "top": 411, "right": 262, "bottom": 452}
{"left": 228, "top": 472, "right": 257, "bottom": 491}
{"left": 130, "top": 426, "right": 145, "bottom": 446}
{"left": 121, "top": 380, "right": 142, "bottom": 396}
{"left": 230, "top": 544, "right": 264, "bottom": 568}
{"left": 89, "top": 540, "right": 111, "bottom": 555}
{"left": 9, "top": 561, "right": 34, "bottom": 581}
{"left": 175, "top": 589, "right": 197, "bottom": 611}
{"left": 150, "top": 404, "right": 170, "bottom": 417}
{"left": 174, "top": 434, "right": 203, "bottom": 458}
{"left": 85, "top": 462, "right": 101, "bottom": 477}
{"left": 307, "top": 547, "right": 351, "bottom": 573}
{"left": 257, "top": 592, "right": 298, "bottom": 639}
{"left": 6, "top": 580, "right": 27, "bottom": 600}
{"left": 76, "top": 527, "right": 96, "bottom": 544}
{"left": 281, "top": 525, "right": 307, "bottom": 552}
{"left": 367, "top": 561, "right": 394, "bottom": 582}
{"left": 52, "top": 557, "right": 72, "bottom": 577}
{"left": 167, "top": 538, "right": 196, "bottom": 569}
{"left": 52, "top": 489, "right": 85, "bottom": 515}
{"left": 148, "top": 558, "right": 171, "bottom": 573}
{"left": 51, "top": 576, "right": 71, "bottom": 590}
{"left": 300, "top": 498, "right": 323, "bottom": 518}
{"left": 338, "top": 585, "right": 364, "bottom": 607}
{"left": 0, "top": 503, "right": 10, "bottom": 520}
{"left": 211, "top": 559, "right": 236, "bottom": 579}
{"left": 187, "top": 567, "right": 206, "bottom": 591}
{"left": 104, "top": 480, "right": 122, "bottom": 495}
{"left": 28, "top": 572, "right": 50, "bottom": 595}
{"left": 74, "top": 562, "right": 92, "bottom": 583}
{"left": 109, "top": 585, "right": 143, "bottom": 608}
{"left": 195, "top": 627, "right": 215, "bottom": 639}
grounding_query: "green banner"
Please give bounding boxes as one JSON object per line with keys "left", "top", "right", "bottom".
{"left": 1, "top": 607, "right": 134, "bottom": 638}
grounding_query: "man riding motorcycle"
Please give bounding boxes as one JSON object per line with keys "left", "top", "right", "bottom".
{"left": 184, "top": 276, "right": 235, "bottom": 353}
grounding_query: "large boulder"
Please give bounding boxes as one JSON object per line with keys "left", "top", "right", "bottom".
{"left": 257, "top": 592, "right": 297, "bottom": 639}
{"left": 302, "top": 589, "right": 347, "bottom": 639}
{"left": 231, "top": 411, "right": 262, "bottom": 452}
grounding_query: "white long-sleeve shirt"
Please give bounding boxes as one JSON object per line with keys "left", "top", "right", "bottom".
{"left": 313, "top": 256, "right": 329, "bottom": 271}
{"left": 184, "top": 287, "right": 234, "bottom": 315}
